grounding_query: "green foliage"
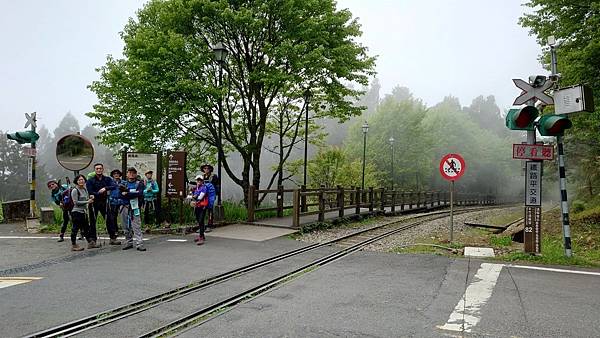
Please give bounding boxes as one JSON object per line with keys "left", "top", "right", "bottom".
{"left": 502, "top": 237, "right": 598, "bottom": 267}
{"left": 573, "top": 205, "right": 600, "bottom": 228}
{"left": 0, "top": 203, "right": 4, "bottom": 223}
{"left": 489, "top": 235, "right": 513, "bottom": 247}
{"left": 306, "top": 146, "right": 382, "bottom": 189}
{"left": 342, "top": 91, "right": 519, "bottom": 195}
{"left": 88, "top": 0, "right": 376, "bottom": 201}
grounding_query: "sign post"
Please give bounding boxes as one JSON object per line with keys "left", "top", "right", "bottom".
{"left": 166, "top": 151, "right": 187, "bottom": 225}
{"left": 524, "top": 161, "right": 542, "bottom": 253}
{"left": 439, "top": 153, "right": 466, "bottom": 243}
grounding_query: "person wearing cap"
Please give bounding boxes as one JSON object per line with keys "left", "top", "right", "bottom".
{"left": 201, "top": 164, "right": 220, "bottom": 231}
{"left": 191, "top": 174, "right": 209, "bottom": 245}
{"left": 107, "top": 169, "right": 126, "bottom": 241}
{"left": 47, "top": 179, "right": 71, "bottom": 242}
{"left": 120, "top": 167, "right": 147, "bottom": 251}
{"left": 86, "top": 163, "right": 119, "bottom": 245}
{"left": 143, "top": 170, "right": 160, "bottom": 227}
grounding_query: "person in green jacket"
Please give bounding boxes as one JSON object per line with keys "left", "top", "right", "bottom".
{"left": 143, "top": 170, "right": 160, "bottom": 226}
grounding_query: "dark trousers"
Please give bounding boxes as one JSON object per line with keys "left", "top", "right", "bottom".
{"left": 194, "top": 207, "right": 207, "bottom": 236}
{"left": 71, "top": 211, "right": 90, "bottom": 245}
{"left": 107, "top": 204, "right": 121, "bottom": 237}
{"left": 143, "top": 200, "right": 160, "bottom": 226}
{"left": 206, "top": 206, "right": 214, "bottom": 227}
{"left": 59, "top": 209, "right": 70, "bottom": 235}
{"left": 88, "top": 200, "right": 110, "bottom": 240}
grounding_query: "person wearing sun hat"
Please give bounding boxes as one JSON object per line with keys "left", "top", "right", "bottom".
{"left": 201, "top": 164, "right": 220, "bottom": 231}
{"left": 191, "top": 174, "right": 209, "bottom": 245}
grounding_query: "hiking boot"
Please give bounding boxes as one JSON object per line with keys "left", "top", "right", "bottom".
{"left": 87, "top": 241, "right": 101, "bottom": 249}
{"left": 194, "top": 235, "right": 201, "bottom": 242}
{"left": 71, "top": 244, "right": 84, "bottom": 251}
{"left": 57, "top": 234, "right": 65, "bottom": 242}
{"left": 122, "top": 244, "right": 134, "bottom": 250}
{"left": 196, "top": 235, "right": 205, "bottom": 245}
{"left": 109, "top": 239, "right": 121, "bottom": 245}
{"left": 136, "top": 246, "right": 147, "bottom": 252}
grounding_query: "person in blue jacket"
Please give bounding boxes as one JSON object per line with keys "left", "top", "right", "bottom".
{"left": 86, "top": 163, "right": 119, "bottom": 245}
{"left": 47, "top": 179, "right": 71, "bottom": 242}
{"left": 107, "top": 169, "right": 126, "bottom": 240}
{"left": 119, "top": 167, "right": 146, "bottom": 251}
{"left": 143, "top": 170, "right": 160, "bottom": 227}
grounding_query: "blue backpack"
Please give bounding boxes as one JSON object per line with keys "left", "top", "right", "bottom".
{"left": 204, "top": 182, "right": 216, "bottom": 206}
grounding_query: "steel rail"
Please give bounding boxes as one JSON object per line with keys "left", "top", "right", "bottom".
{"left": 23, "top": 205, "right": 501, "bottom": 338}
{"left": 139, "top": 213, "right": 457, "bottom": 338}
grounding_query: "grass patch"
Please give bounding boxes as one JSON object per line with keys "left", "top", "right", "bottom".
{"left": 489, "top": 235, "right": 512, "bottom": 247}
{"left": 486, "top": 209, "right": 523, "bottom": 226}
{"left": 392, "top": 207, "right": 600, "bottom": 267}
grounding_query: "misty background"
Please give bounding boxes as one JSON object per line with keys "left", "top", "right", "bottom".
{"left": 0, "top": 0, "right": 553, "bottom": 206}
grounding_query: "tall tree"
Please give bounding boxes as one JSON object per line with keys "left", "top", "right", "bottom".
{"left": 520, "top": 0, "right": 600, "bottom": 198}
{"left": 89, "top": 0, "right": 375, "bottom": 204}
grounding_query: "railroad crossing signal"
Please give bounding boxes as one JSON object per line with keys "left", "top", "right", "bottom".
{"left": 505, "top": 106, "right": 539, "bottom": 131}
{"left": 24, "top": 112, "right": 37, "bottom": 129}
{"left": 512, "top": 77, "right": 554, "bottom": 105}
{"left": 7, "top": 130, "right": 40, "bottom": 144}
{"left": 537, "top": 115, "right": 573, "bottom": 136}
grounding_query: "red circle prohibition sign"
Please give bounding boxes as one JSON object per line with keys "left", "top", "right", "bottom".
{"left": 439, "top": 153, "right": 466, "bottom": 181}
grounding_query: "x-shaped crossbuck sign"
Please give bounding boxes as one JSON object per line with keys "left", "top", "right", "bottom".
{"left": 513, "top": 79, "right": 554, "bottom": 105}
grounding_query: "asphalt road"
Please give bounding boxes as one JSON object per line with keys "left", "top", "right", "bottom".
{"left": 0, "top": 228, "right": 598, "bottom": 338}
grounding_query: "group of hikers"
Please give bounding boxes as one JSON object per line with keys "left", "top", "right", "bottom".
{"left": 46, "top": 162, "right": 220, "bottom": 252}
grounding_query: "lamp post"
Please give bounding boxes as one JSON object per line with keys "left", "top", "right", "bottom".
{"left": 389, "top": 136, "right": 395, "bottom": 190}
{"left": 212, "top": 42, "right": 228, "bottom": 221}
{"left": 303, "top": 89, "right": 311, "bottom": 187}
{"left": 361, "top": 121, "right": 369, "bottom": 190}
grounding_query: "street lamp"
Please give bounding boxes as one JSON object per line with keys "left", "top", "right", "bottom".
{"left": 212, "top": 41, "right": 228, "bottom": 221}
{"left": 303, "top": 89, "right": 311, "bottom": 188}
{"left": 389, "top": 136, "right": 395, "bottom": 190}
{"left": 361, "top": 121, "right": 369, "bottom": 190}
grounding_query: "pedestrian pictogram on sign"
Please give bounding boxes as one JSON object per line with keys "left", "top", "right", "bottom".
{"left": 439, "top": 153, "right": 466, "bottom": 181}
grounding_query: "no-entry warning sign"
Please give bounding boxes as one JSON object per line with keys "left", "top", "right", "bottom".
{"left": 439, "top": 153, "right": 466, "bottom": 181}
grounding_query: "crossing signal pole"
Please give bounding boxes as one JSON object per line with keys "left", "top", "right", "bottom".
{"left": 6, "top": 112, "right": 40, "bottom": 219}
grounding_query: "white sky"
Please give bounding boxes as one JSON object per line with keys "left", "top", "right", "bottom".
{"left": 0, "top": 0, "right": 545, "bottom": 133}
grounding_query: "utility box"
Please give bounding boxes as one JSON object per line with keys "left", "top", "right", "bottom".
{"left": 554, "top": 85, "right": 594, "bottom": 115}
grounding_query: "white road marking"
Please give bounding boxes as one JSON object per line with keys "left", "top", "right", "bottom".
{"left": 439, "top": 263, "right": 504, "bottom": 333}
{"left": 166, "top": 239, "right": 187, "bottom": 242}
{"left": 508, "top": 264, "right": 600, "bottom": 276}
{"left": 0, "top": 277, "right": 43, "bottom": 289}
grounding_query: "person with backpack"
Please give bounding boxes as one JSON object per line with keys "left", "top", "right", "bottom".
{"left": 201, "top": 164, "right": 220, "bottom": 232}
{"left": 70, "top": 174, "right": 97, "bottom": 251}
{"left": 143, "top": 170, "right": 160, "bottom": 227}
{"left": 86, "top": 163, "right": 120, "bottom": 245}
{"left": 47, "top": 179, "right": 71, "bottom": 242}
{"left": 107, "top": 169, "right": 126, "bottom": 240}
{"left": 191, "top": 175, "right": 209, "bottom": 245}
{"left": 119, "top": 167, "right": 147, "bottom": 251}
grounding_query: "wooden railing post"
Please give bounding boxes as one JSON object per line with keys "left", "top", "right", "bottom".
{"left": 349, "top": 185, "right": 355, "bottom": 206}
{"left": 368, "top": 187, "right": 374, "bottom": 212}
{"left": 380, "top": 188, "right": 386, "bottom": 212}
{"left": 430, "top": 191, "right": 434, "bottom": 207}
{"left": 416, "top": 191, "right": 421, "bottom": 208}
{"left": 300, "top": 185, "right": 307, "bottom": 212}
{"left": 247, "top": 185, "right": 256, "bottom": 222}
{"left": 355, "top": 186, "right": 361, "bottom": 215}
{"left": 391, "top": 190, "right": 396, "bottom": 213}
{"left": 276, "top": 185, "right": 284, "bottom": 217}
{"left": 318, "top": 187, "right": 325, "bottom": 222}
{"left": 437, "top": 191, "right": 441, "bottom": 206}
{"left": 338, "top": 185, "right": 344, "bottom": 218}
{"left": 292, "top": 189, "right": 300, "bottom": 228}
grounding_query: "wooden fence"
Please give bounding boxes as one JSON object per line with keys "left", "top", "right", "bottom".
{"left": 247, "top": 185, "right": 496, "bottom": 228}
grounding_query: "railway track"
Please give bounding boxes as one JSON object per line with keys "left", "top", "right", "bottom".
{"left": 24, "top": 205, "right": 504, "bottom": 338}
